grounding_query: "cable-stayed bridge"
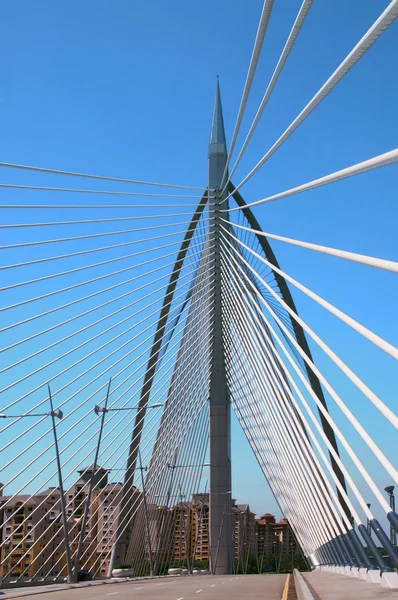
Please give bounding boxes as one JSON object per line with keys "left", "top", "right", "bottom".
{"left": 0, "top": 1, "right": 397, "bottom": 599}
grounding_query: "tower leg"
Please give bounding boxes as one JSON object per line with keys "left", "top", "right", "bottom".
{"left": 208, "top": 82, "right": 232, "bottom": 575}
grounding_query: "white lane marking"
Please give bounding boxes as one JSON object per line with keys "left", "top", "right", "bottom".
{"left": 106, "top": 594, "right": 119, "bottom": 597}
{"left": 135, "top": 587, "right": 144, "bottom": 590}
{"left": 196, "top": 590, "right": 203, "bottom": 594}
{"left": 210, "top": 584, "right": 216, "bottom": 587}
{"left": 176, "top": 597, "right": 184, "bottom": 600}
{"left": 221, "top": 581, "right": 226, "bottom": 584}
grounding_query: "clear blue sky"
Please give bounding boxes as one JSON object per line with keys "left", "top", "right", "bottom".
{"left": 1, "top": 0, "right": 397, "bottom": 525}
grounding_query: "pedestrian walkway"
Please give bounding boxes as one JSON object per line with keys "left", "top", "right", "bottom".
{"left": 303, "top": 571, "right": 398, "bottom": 599}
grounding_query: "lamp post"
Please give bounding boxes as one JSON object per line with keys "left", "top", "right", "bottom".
{"left": 47, "top": 385, "right": 74, "bottom": 584}
{"left": 73, "top": 378, "right": 112, "bottom": 581}
{"left": 0, "top": 409, "right": 63, "bottom": 419}
{"left": 94, "top": 402, "right": 163, "bottom": 415}
{"left": 138, "top": 449, "right": 154, "bottom": 577}
{"left": 101, "top": 402, "right": 163, "bottom": 578}
{"left": 385, "top": 486, "right": 397, "bottom": 548}
{"left": 1, "top": 387, "right": 72, "bottom": 583}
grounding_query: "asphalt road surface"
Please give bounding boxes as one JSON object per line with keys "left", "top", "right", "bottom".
{"left": 16, "top": 574, "right": 287, "bottom": 600}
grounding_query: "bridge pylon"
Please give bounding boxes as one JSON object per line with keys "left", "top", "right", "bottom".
{"left": 208, "top": 80, "right": 232, "bottom": 575}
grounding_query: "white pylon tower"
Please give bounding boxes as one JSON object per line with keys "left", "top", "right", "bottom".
{"left": 208, "top": 80, "right": 232, "bottom": 575}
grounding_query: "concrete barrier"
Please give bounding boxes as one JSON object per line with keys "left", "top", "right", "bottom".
{"left": 293, "top": 570, "right": 315, "bottom": 600}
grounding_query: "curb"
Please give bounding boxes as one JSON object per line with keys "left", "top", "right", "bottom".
{"left": 293, "top": 569, "right": 315, "bottom": 600}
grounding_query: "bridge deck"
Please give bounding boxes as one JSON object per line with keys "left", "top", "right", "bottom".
{"left": 303, "top": 571, "right": 397, "bottom": 599}
{"left": 0, "top": 575, "right": 287, "bottom": 600}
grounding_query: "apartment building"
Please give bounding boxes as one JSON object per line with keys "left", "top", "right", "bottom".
{"left": 0, "top": 465, "right": 129, "bottom": 581}
{"left": 0, "top": 475, "right": 302, "bottom": 580}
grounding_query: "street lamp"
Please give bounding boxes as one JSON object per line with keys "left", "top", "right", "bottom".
{"left": 385, "top": 486, "right": 397, "bottom": 548}
{"left": 138, "top": 449, "right": 154, "bottom": 577}
{"left": 0, "top": 409, "right": 63, "bottom": 419}
{"left": 1, "top": 388, "right": 73, "bottom": 583}
{"left": 93, "top": 399, "right": 163, "bottom": 578}
{"left": 94, "top": 402, "right": 163, "bottom": 415}
{"left": 167, "top": 463, "right": 210, "bottom": 469}
{"left": 47, "top": 385, "right": 73, "bottom": 584}
{"left": 73, "top": 378, "right": 112, "bottom": 581}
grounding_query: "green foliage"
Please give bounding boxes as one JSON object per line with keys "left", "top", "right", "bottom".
{"left": 191, "top": 558, "right": 209, "bottom": 570}
{"left": 233, "top": 550, "right": 307, "bottom": 574}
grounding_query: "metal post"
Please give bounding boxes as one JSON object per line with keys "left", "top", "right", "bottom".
{"left": 385, "top": 486, "right": 397, "bottom": 548}
{"left": 154, "top": 457, "right": 177, "bottom": 575}
{"left": 208, "top": 80, "right": 232, "bottom": 575}
{"left": 48, "top": 384, "right": 73, "bottom": 584}
{"left": 366, "top": 503, "right": 372, "bottom": 537}
{"left": 74, "top": 378, "right": 111, "bottom": 579}
{"left": 139, "top": 449, "right": 154, "bottom": 577}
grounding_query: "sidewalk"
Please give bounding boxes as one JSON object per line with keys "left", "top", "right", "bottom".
{"left": 303, "top": 571, "right": 398, "bottom": 600}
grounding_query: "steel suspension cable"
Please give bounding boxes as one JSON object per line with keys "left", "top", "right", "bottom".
{"left": 0, "top": 183, "right": 202, "bottom": 198}
{"left": 220, "top": 0, "right": 275, "bottom": 187}
{"left": 2, "top": 308, "right": 215, "bottom": 580}
{"left": 223, "top": 219, "right": 398, "bottom": 274}
{"left": 227, "top": 282, "right": 368, "bottom": 532}
{"left": 1, "top": 284, "right": 213, "bottom": 508}
{"left": 224, "top": 228, "right": 398, "bottom": 359}
{"left": 224, "top": 0, "right": 398, "bottom": 198}
{"left": 0, "top": 245, "right": 205, "bottom": 337}
{"left": 0, "top": 212, "right": 199, "bottom": 229}
{"left": 0, "top": 233, "right": 210, "bottom": 292}
{"left": 222, "top": 229, "right": 398, "bottom": 435}
{"left": 222, "top": 292, "right": 338, "bottom": 555}
{"left": 223, "top": 0, "right": 313, "bottom": 191}
{"left": 226, "top": 263, "right": 388, "bottom": 558}
{"left": 0, "top": 218, "right": 200, "bottom": 250}
{"left": 225, "top": 148, "right": 398, "bottom": 210}
{"left": 222, "top": 241, "right": 397, "bottom": 511}
{"left": 0, "top": 255, "right": 214, "bottom": 431}
{"left": 0, "top": 238, "right": 207, "bottom": 313}
{"left": 222, "top": 280, "right": 355, "bottom": 549}
{"left": 0, "top": 161, "right": 206, "bottom": 190}
{"left": 222, "top": 257, "right": 376, "bottom": 558}
{"left": 1, "top": 225, "right": 207, "bottom": 271}
{"left": 1, "top": 266, "right": 201, "bottom": 394}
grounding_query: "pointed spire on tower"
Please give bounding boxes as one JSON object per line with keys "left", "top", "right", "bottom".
{"left": 209, "top": 78, "right": 227, "bottom": 159}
